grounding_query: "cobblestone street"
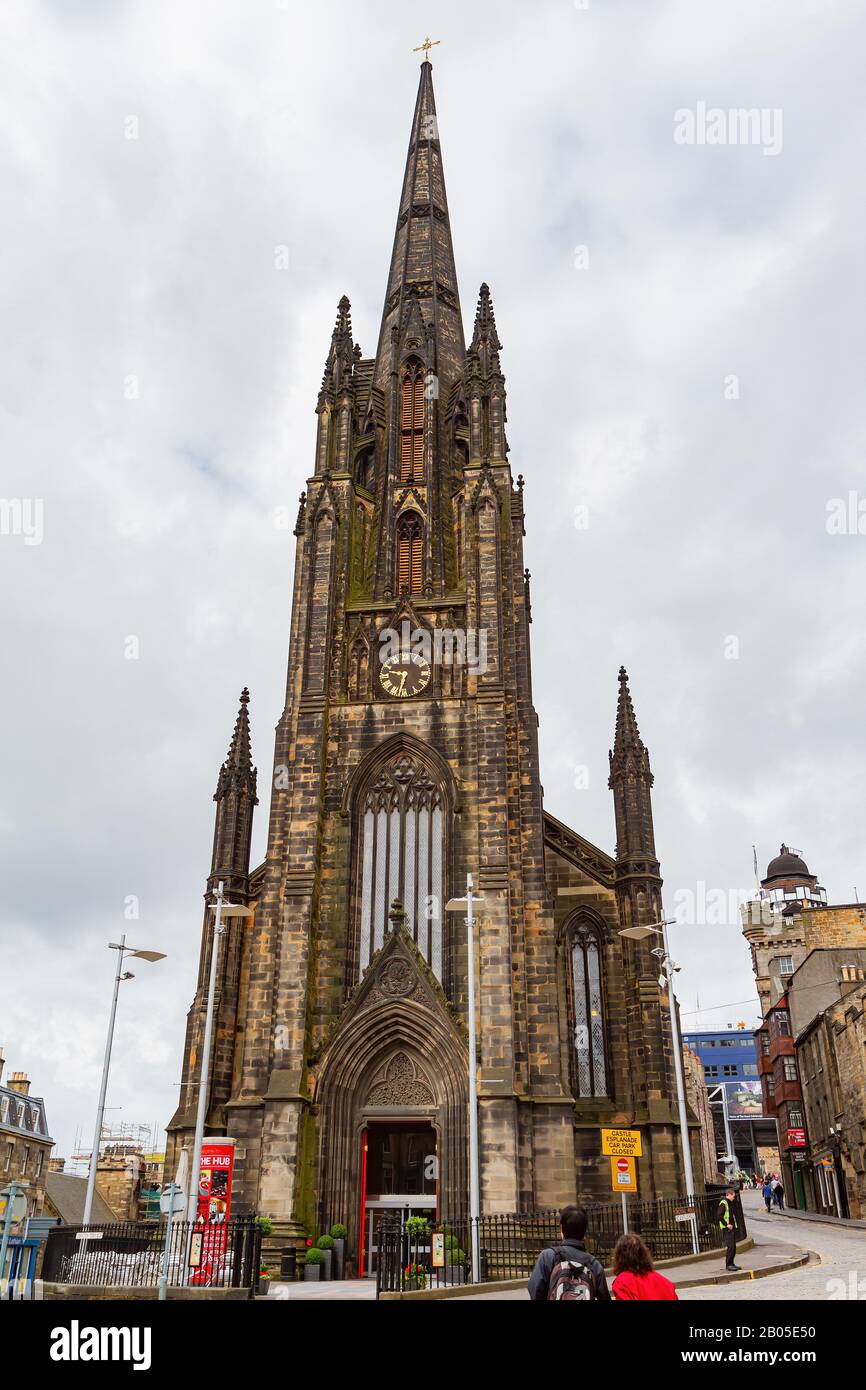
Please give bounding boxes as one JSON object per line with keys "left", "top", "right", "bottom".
{"left": 679, "top": 1191, "right": 866, "bottom": 1302}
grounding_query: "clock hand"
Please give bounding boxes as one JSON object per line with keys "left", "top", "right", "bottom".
{"left": 398, "top": 670, "right": 407, "bottom": 695}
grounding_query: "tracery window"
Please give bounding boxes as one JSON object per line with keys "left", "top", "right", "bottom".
{"left": 399, "top": 359, "right": 425, "bottom": 483}
{"left": 566, "top": 919, "right": 609, "bottom": 1098}
{"left": 355, "top": 752, "right": 446, "bottom": 982}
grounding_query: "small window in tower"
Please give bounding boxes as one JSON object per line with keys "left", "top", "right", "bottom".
{"left": 399, "top": 360, "right": 425, "bottom": 484}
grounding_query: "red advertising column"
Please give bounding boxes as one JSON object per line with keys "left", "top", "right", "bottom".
{"left": 191, "top": 1138, "right": 236, "bottom": 1286}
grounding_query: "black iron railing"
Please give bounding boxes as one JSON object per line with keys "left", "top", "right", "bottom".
{"left": 376, "top": 1191, "right": 745, "bottom": 1295}
{"left": 41, "top": 1217, "right": 261, "bottom": 1293}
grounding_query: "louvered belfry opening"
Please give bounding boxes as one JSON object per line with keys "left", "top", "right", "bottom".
{"left": 399, "top": 359, "right": 425, "bottom": 483}
{"left": 396, "top": 513, "right": 423, "bottom": 594}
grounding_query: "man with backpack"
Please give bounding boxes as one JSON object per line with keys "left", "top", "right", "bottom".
{"left": 528, "top": 1205, "right": 610, "bottom": 1300}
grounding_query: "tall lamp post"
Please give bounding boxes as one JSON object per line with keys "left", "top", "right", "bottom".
{"left": 445, "top": 875, "right": 484, "bottom": 1284}
{"left": 186, "top": 882, "right": 250, "bottom": 1224}
{"left": 83, "top": 937, "right": 165, "bottom": 1228}
{"left": 619, "top": 916, "right": 699, "bottom": 1255}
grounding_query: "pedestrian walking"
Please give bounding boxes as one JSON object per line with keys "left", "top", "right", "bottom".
{"left": 611, "top": 1233, "right": 677, "bottom": 1300}
{"left": 717, "top": 1185, "right": 741, "bottom": 1271}
{"left": 762, "top": 1176, "right": 774, "bottom": 1212}
{"left": 527, "top": 1205, "right": 611, "bottom": 1301}
{"left": 773, "top": 1177, "right": 785, "bottom": 1209}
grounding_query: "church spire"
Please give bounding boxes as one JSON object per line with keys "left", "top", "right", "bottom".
{"left": 215, "top": 688, "right": 257, "bottom": 804}
{"left": 373, "top": 59, "right": 464, "bottom": 395}
{"left": 608, "top": 667, "right": 658, "bottom": 870}
{"left": 318, "top": 295, "right": 355, "bottom": 408}
{"left": 611, "top": 665, "right": 645, "bottom": 761}
{"left": 469, "top": 283, "right": 503, "bottom": 378}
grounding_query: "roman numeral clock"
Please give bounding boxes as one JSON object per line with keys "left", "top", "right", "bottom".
{"left": 378, "top": 650, "right": 431, "bottom": 699}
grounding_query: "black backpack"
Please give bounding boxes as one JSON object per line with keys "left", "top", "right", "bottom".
{"left": 547, "top": 1246, "right": 600, "bottom": 1301}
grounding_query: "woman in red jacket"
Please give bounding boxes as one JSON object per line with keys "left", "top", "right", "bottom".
{"left": 611, "top": 1233, "right": 678, "bottom": 1300}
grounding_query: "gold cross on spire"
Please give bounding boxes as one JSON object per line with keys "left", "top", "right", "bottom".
{"left": 413, "top": 35, "right": 440, "bottom": 62}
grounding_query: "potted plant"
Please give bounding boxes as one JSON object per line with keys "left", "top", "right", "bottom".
{"left": 404, "top": 1261, "right": 427, "bottom": 1290}
{"left": 257, "top": 1265, "right": 271, "bottom": 1296}
{"left": 329, "top": 1223, "right": 347, "bottom": 1279}
{"left": 443, "top": 1236, "right": 467, "bottom": 1286}
{"left": 254, "top": 1215, "right": 275, "bottom": 1236}
{"left": 316, "top": 1233, "right": 335, "bottom": 1280}
{"left": 304, "top": 1246, "right": 324, "bottom": 1281}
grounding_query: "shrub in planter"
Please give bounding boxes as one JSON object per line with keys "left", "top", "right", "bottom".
{"left": 257, "top": 1266, "right": 271, "bottom": 1296}
{"left": 404, "top": 1216, "right": 430, "bottom": 1237}
{"left": 316, "top": 1234, "right": 334, "bottom": 1279}
{"left": 329, "top": 1224, "right": 347, "bottom": 1278}
{"left": 304, "top": 1247, "right": 323, "bottom": 1282}
{"left": 255, "top": 1215, "right": 275, "bottom": 1236}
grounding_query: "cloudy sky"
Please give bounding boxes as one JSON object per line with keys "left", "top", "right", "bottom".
{"left": 2, "top": 0, "right": 864, "bottom": 1164}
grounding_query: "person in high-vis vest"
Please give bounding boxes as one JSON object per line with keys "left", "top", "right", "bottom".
{"left": 717, "top": 1187, "right": 741, "bottom": 1271}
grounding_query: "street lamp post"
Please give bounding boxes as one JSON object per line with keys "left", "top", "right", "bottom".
{"left": 446, "top": 875, "right": 484, "bottom": 1284}
{"left": 619, "top": 916, "right": 699, "bottom": 1255}
{"left": 83, "top": 937, "right": 165, "bottom": 1228}
{"left": 186, "top": 882, "right": 250, "bottom": 1225}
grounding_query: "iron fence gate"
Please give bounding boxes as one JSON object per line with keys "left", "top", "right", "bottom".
{"left": 41, "top": 1216, "right": 262, "bottom": 1293}
{"left": 376, "top": 1190, "right": 744, "bottom": 1295}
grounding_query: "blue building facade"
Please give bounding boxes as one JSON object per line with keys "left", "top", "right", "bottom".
{"left": 682, "top": 1027, "right": 775, "bottom": 1171}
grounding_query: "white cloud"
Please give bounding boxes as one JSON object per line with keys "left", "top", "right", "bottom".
{"left": 2, "top": 0, "right": 865, "bottom": 1157}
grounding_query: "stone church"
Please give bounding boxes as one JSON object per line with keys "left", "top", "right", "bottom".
{"left": 167, "top": 59, "right": 699, "bottom": 1272}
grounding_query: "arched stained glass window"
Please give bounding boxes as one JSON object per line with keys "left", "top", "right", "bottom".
{"left": 568, "top": 921, "right": 609, "bottom": 1098}
{"left": 355, "top": 752, "right": 446, "bottom": 982}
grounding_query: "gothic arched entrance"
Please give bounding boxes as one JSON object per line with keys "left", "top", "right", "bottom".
{"left": 312, "top": 929, "right": 468, "bottom": 1276}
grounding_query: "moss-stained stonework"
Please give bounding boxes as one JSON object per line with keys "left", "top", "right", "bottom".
{"left": 166, "top": 61, "right": 700, "bottom": 1264}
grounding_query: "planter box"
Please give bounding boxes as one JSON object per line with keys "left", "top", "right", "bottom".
{"left": 332, "top": 1238, "right": 345, "bottom": 1279}
{"left": 320, "top": 1249, "right": 333, "bottom": 1280}
{"left": 441, "top": 1266, "right": 467, "bottom": 1286}
{"left": 303, "top": 1265, "right": 321, "bottom": 1282}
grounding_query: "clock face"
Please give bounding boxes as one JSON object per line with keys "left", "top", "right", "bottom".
{"left": 379, "top": 653, "right": 431, "bottom": 699}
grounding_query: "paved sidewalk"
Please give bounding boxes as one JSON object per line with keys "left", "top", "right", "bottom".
{"left": 443, "top": 1236, "right": 810, "bottom": 1299}
{"left": 262, "top": 1278, "right": 376, "bottom": 1300}
{"left": 763, "top": 1203, "right": 866, "bottom": 1231}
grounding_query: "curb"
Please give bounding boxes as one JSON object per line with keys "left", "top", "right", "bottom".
{"left": 674, "top": 1250, "right": 813, "bottom": 1290}
{"left": 380, "top": 1237, "right": 758, "bottom": 1301}
{"left": 767, "top": 1207, "right": 866, "bottom": 1232}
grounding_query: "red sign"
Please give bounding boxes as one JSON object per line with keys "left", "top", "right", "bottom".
{"left": 196, "top": 1139, "right": 236, "bottom": 1222}
{"left": 786, "top": 1128, "right": 807, "bottom": 1149}
{"left": 190, "top": 1138, "right": 236, "bottom": 1287}
{"left": 616, "top": 1158, "right": 630, "bottom": 1174}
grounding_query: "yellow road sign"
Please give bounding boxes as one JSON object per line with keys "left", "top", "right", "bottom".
{"left": 610, "top": 1156, "right": 638, "bottom": 1193}
{"left": 601, "top": 1128, "right": 642, "bottom": 1158}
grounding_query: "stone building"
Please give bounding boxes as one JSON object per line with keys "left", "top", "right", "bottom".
{"left": 744, "top": 845, "right": 866, "bottom": 1211}
{"left": 683, "top": 1047, "right": 723, "bottom": 1185}
{"left": 0, "top": 1051, "right": 53, "bottom": 1217}
{"left": 825, "top": 978, "right": 866, "bottom": 1219}
{"left": 790, "top": 951, "right": 866, "bottom": 1218}
{"left": 755, "top": 999, "right": 808, "bottom": 1208}
{"left": 93, "top": 1145, "right": 143, "bottom": 1222}
{"left": 167, "top": 59, "right": 699, "bottom": 1272}
{"left": 741, "top": 846, "right": 866, "bottom": 1016}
